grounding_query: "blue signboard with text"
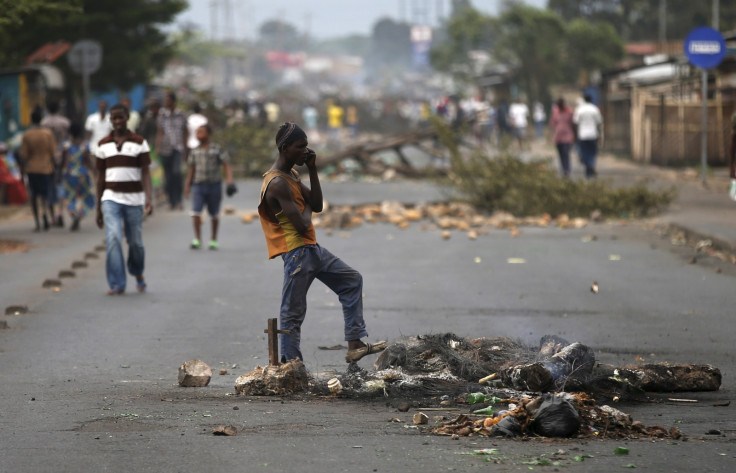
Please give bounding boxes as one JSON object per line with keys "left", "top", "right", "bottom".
{"left": 684, "top": 27, "right": 726, "bottom": 69}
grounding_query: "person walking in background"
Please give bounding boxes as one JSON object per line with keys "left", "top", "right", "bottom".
{"left": 186, "top": 102, "right": 208, "bottom": 151}
{"left": 346, "top": 104, "right": 359, "bottom": 138}
{"left": 326, "top": 100, "right": 344, "bottom": 147}
{"left": 62, "top": 122, "right": 95, "bottom": 231}
{"left": 20, "top": 108, "right": 57, "bottom": 231}
{"left": 121, "top": 97, "right": 141, "bottom": 133}
{"left": 548, "top": 98, "right": 575, "bottom": 177}
{"left": 85, "top": 100, "right": 112, "bottom": 158}
{"left": 258, "top": 122, "right": 385, "bottom": 364}
{"left": 140, "top": 99, "right": 161, "bottom": 148}
{"left": 156, "top": 91, "right": 188, "bottom": 210}
{"left": 41, "top": 100, "right": 70, "bottom": 227}
{"left": 95, "top": 103, "right": 153, "bottom": 295}
{"left": 183, "top": 124, "right": 234, "bottom": 250}
{"left": 508, "top": 97, "right": 529, "bottom": 149}
{"left": 573, "top": 94, "right": 603, "bottom": 179}
{"left": 302, "top": 103, "right": 320, "bottom": 142}
{"left": 533, "top": 101, "right": 546, "bottom": 141}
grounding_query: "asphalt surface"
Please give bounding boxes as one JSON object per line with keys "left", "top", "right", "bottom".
{"left": 1, "top": 165, "right": 736, "bottom": 472}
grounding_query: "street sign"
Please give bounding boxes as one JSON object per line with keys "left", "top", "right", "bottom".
{"left": 67, "top": 40, "right": 102, "bottom": 75}
{"left": 684, "top": 27, "right": 726, "bottom": 69}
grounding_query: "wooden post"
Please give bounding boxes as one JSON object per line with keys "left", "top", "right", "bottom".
{"left": 264, "top": 318, "right": 290, "bottom": 366}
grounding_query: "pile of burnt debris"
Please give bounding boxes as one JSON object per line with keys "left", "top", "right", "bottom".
{"left": 302, "top": 333, "right": 722, "bottom": 440}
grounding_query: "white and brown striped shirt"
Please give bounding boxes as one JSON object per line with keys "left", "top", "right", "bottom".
{"left": 96, "top": 131, "right": 151, "bottom": 206}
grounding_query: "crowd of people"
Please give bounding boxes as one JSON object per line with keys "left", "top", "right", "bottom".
{"left": 4, "top": 92, "right": 239, "bottom": 295}
{"left": 430, "top": 93, "right": 602, "bottom": 177}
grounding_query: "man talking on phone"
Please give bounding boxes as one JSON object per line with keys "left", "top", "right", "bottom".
{"left": 257, "top": 122, "right": 385, "bottom": 365}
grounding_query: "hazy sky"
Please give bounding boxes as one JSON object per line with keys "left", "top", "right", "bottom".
{"left": 176, "top": 0, "right": 547, "bottom": 41}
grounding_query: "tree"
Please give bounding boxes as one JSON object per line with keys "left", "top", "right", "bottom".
{"left": 565, "top": 19, "right": 623, "bottom": 84}
{"left": 0, "top": 0, "right": 81, "bottom": 26}
{"left": 257, "top": 20, "right": 304, "bottom": 52}
{"left": 429, "top": 6, "right": 495, "bottom": 81}
{"left": 494, "top": 5, "right": 567, "bottom": 104}
{"left": 0, "top": 0, "right": 186, "bottom": 91}
{"left": 548, "top": 0, "right": 736, "bottom": 42}
{"left": 370, "top": 18, "right": 412, "bottom": 68}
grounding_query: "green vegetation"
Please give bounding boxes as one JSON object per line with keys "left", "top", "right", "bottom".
{"left": 432, "top": 117, "right": 675, "bottom": 219}
{"left": 213, "top": 124, "right": 274, "bottom": 178}
{"left": 0, "top": 0, "right": 186, "bottom": 91}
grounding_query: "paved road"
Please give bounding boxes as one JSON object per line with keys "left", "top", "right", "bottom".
{"left": 1, "top": 178, "right": 735, "bottom": 472}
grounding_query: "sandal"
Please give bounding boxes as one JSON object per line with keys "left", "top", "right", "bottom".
{"left": 136, "top": 280, "right": 147, "bottom": 292}
{"left": 345, "top": 341, "right": 387, "bottom": 363}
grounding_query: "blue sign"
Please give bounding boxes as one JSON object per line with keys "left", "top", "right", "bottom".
{"left": 684, "top": 27, "right": 726, "bottom": 69}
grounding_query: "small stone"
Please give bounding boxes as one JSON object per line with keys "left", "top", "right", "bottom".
{"left": 705, "top": 429, "right": 721, "bottom": 435}
{"left": 413, "top": 412, "right": 428, "bottom": 425}
{"left": 178, "top": 359, "right": 213, "bottom": 387}
{"left": 233, "top": 406, "right": 239, "bottom": 410}
{"left": 212, "top": 425, "right": 237, "bottom": 436}
{"left": 234, "top": 360, "right": 309, "bottom": 395}
{"left": 72, "top": 261, "right": 87, "bottom": 269}
{"left": 84, "top": 252, "right": 99, "bottom": 259}
{"left": 94, "top": 245, "right": 106, "bottom": 252}
{"left": 397, "top": 402, "right": 411, "bottom": 412}
{"left": 439, "top": 400, "right": 453, "bottom": 407}
{"left": 219, "top": 369, "right": 228, "bottom": 375}
{"left": 58, "top": 270, "right": 76, "bottom": 278}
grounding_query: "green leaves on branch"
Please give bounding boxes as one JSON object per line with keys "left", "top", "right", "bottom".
{"left": 433, "top": 117, "right": 674, "bottom": 219}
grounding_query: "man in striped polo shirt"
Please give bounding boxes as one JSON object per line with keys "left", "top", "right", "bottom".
{"left": 95, "top": 103, "right": 153, "bottom": 295}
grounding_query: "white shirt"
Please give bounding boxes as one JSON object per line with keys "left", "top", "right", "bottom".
{"left": 187, "top": 113, "right": 208, "bottom": 150}
{"left": 573, "top": 102, "right": 603, "bottom": 140}
{"left": 85, "top": 112, "right": 112, "bottom": 155}
{"left": 508, "top": 102, "right": 529, "bottom": 128}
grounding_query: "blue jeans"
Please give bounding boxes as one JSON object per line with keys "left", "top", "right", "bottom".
{"left": 578, "top": 139, "right": 598, "bottom": 178}
{"left": 102, "top": 200, "right": 145, "bottom": 292}
{"left": 556, "top": 143, "right": 572, "bottom": 177}
{"left": 279, "top": 245, "right": 367, "bottom": 362}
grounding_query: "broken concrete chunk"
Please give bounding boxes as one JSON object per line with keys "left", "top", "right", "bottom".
{"left": 178, "top": 359, "right": 213, "bottom": 387}
{"left": 212, "top": 425, "right": 237, "bottom": 436}
{"left": 413, "top": 412, "right": 429, "bottom": 425}
{"left": 234, "top": 360, "right": 308, "bottom": 396}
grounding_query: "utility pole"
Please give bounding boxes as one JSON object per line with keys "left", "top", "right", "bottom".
{"left": 658, "top": 0, "right": 666, "bottom": 47}
{"left": 210, "top": 0, "right": 219, "bottom": 41}
{"left": 713, "top": 0, "right": 719, "bottom": 30}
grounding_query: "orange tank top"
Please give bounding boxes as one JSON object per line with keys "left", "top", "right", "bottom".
{"left": 258, "top": 169, "right": 317, "bottom": 259}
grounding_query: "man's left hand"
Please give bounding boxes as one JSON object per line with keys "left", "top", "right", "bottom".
{"left": 144, "top": 202, "right": 153, "bottom": 216}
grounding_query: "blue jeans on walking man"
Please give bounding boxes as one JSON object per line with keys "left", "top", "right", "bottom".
{"left": 279, "top": 244, "right": 367, "bottom": 362}
{"left": 102, "top": 200, "right": 145, "bottom": 292}
{"left": 578, "top": 139, "right": 598, "bottom": 178}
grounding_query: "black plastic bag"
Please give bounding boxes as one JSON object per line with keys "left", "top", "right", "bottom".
{"left": 530, "top": 394, "right": 581, "bottom": 437}
{"left": 491, "top": 415, "right": 523, "bottom": 437}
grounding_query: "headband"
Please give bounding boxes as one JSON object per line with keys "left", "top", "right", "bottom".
{"left": 276, "top": 122, "right": 307, "bottom": 151}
